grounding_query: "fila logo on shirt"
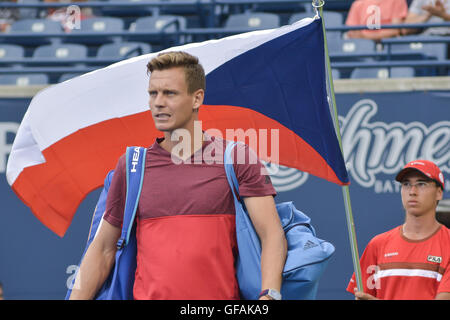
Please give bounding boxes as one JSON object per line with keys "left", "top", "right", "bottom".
{"left": 427, "top": 255, "right": 442, "bottom": 264}
{"left": 130, "top": 147, "right": 140, "bottom": 173}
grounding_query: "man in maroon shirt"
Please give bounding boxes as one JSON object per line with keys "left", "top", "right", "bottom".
{"left": 69, "top": 51, "right": 287, "bottom": 300}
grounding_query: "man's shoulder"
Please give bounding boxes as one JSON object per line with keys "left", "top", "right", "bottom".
{"left": 438, "top": 225, "right": 450, "bottom": 239}
{"left": 368, "top": 226, "right": 401, "bottom": 246}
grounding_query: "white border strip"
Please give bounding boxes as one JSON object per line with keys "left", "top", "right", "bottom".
{"left": 375, "top": 269, "right": 442, "bottom": 282}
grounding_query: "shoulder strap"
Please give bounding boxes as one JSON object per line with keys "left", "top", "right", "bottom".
{"left": 224, "top": 141, "right": 241, "bottom": 202}
{"left": 116, "top": 146, "right": 146, "bottom": 249}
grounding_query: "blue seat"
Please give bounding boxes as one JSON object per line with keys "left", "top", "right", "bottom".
{"left": 351, "top": 67, "right": 415, "bottom": 79}
{"left": 389, "top": 40, "right": 447, "bottom": 61}
{"left": 250, "top": 0, "right": 307, "bottom": 13}
{"left": 387, "top": 37, "right": 447, "bottom": 76}
{"left": 101, "top": 0, "right": 161, "bottom": 17}
{"left": 322, "top": 11, "right": 344, "bottom": 28}
{"left": 17, "top": 0, "right": 39, "bottom": 19}
{"left": 0, "top": 73, "right": 49, "bottom": 86}
{"left": 33, "top": 44, "right": 88, "bottom": 60}
{"left": 290, "top": 11, "right": 343, "bottom": 37}
{"left": 0, "top": 44, "right": 25, "bottom": 60}
{"left": 328, "top": 38, "right": 376, "bottom": 56}
{"left": 59, "top": 73, "right": 84, "bottom": 82}
{"left": 8, "top": 18, "right": 63, "bottom": 45}
{"left": 224, "top": 12, "right": 280, "bottom": 30}
{"left": 130, "top": 15, "right": 187, "bottom": 46}
{"left": 72, "top": 17, "right": 124, "bottom": 33}
{"left": 322, "top": 11, "right": 344, "bottom": 39}
{"left": 288, "top": 12, "right": 313, "bottom": 24}
{"left": 97, "top": 42, "right": 152, "bottom": 59}
{"left": 132, "top": 15, "right": 187, "bottom": 33}
{"left": 68, "top": 17, "right": 124, "bottom": 44}
{"left": 160, "top": 0, "right": 207, "bottom": 14}
{"left": 9, "top": 18, "right": 62, "bottom": 33}
{"left": 331, "top": 69, "right": 340, "bottom": 79}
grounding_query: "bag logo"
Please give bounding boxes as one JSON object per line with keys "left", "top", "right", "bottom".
{"left": 303, "top": 240, "right": 318, "bottom": 250}
{"left": 130, "top": 147, "right": 140, "bottom": 173}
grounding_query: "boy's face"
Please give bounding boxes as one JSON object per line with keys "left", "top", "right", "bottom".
{"left": 148, "top": 67, "right": 203, "bottom": 133}
{"left": 400, "top": 171, "right": 443, "bottom": 217}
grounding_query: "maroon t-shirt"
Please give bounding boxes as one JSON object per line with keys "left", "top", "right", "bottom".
{"left": 104, "top": 135, "right": 276, "bottom": 299}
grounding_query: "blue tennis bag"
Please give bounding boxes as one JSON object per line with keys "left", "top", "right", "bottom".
{"left": 65, "top": 146, "right": 146, "bottom": 300}
{"left": 224, "top": 141, "right": 335, "bottom": 300}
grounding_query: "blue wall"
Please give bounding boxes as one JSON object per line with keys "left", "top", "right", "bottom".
{"left": 0, "top": 91, "right": 449, "bottom": 299}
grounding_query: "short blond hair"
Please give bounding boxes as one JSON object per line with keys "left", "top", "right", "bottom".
{"left": 147, "top": 51, "right": 205, "bottom": 94}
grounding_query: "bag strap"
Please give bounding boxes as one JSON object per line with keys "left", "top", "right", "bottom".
{"left": 116, "top": 146, "right": 147, "bottom": 249}
{"left": 224, "top": 141, "right": 241, "bottom": 202}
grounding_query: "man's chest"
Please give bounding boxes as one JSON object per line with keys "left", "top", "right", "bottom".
{"left": 136, "top": 162, "right": 235, "bottom": 219}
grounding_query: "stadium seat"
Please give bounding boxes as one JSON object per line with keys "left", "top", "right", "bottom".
{"left": 8, "top": 18, "right": 63, "bottom": 45}
{"left": 72, "top": 17, "right": 124, "bottom": 33}
{"left": 129, "top": 15, "right": 187, "bottom": 46}
{"left": 387, "top": 37, "right": 447, "bottom": 76}
{"left": 331, "top": 69, "right": 340, "bottom": 79}
{"left": 288, "top": 12, "right": 313, "bottom": 24}
{"left": 289, "top": 10, "right": 343, "bottom": 39}
{"left": 224, "top": 12, "right": 280, "bottom": 30}
{"left": 388, "top": 40, "right": 447, "bottom": 61}
{"left": 9, "top": 18, "right": 62, "bottom": 33}
{"left": 101, "top": 0, "right": 157, "bottom": 17}
{"left": 0, "top": 73, "right": 49, "bottom": 86}
{"left": 250, "top": 0, "right": 307, "bottom": 14}
{"left": 350, "top": 67, "right": 415, "bottom": 79}
{"left": 160, "top": 0, "right": 207, "bottom": 14}
{"left": 322, "top": 11, "right": 344, "bottom": 39}
{"left": 322, "top": 11, "right": 344, "bottom": 28}
{"left": 67, "top": 17, "right": 125, "bottom": 44}
{"left": 33, "top": 44, "right": 88, "bottom": 61}
{"left": 97, "top": 42, "right": 152, "bottom": 59}
{"left": 59, "top": 73, "right": 84, "bottom": 82}
{"left": 132, "top": 15, "right": 187, "bottom": 33}
{"left": 0, "top": 44, "right": 25, "bottom": 60}
{"left": 288, "top": 11, "right": 343, "bottom": 26}
{"left": 17, "top": 0, "right": 39, "bottom": 19}
{"left": 328, "top": 38, "right": 376, "bottom": 57}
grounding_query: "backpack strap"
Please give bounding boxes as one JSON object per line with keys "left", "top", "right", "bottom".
{"left": 224, "top": 141, "right": 241, "bottom": 201}
{"left": 116, "top": 146, "right": 147, "bottom": 249}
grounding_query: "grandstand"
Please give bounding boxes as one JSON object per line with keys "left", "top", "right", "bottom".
{"left": 0, "top": 0, "right": 449, "bottom": 84}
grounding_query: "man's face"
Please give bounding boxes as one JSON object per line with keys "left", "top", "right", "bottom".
{"left": 400, "top": 171, "right": 443, "bottom": 217}
{"left": 148, "top": 67, "right": 203, "bottom": 133}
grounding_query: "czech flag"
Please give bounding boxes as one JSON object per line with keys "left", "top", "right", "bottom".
{"left": 7, "top": 17, "right": 349, "bottom": 237}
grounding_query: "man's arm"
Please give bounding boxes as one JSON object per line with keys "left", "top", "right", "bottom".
{"left": 435, "top": 292, "right": 450, "bottom": 300}
{"left": 402, "top": 12, "right": 431, "bottom": 35}
{"left": 243, "top": 195, "right": 287, "bottom": 300}
{"left": 69, "top": 220, "right": 121, "bottom": 300}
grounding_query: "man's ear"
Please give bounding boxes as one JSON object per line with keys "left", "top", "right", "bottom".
{"left": 192, "top": 89, "right": 204, "bottom": 111}
{"left": 436, "top": 186, "right": 443, "bottom": 202}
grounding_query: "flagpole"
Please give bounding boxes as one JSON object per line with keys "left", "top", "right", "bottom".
{"left": 312, "top": 0, "right": 363, "bottom": 292}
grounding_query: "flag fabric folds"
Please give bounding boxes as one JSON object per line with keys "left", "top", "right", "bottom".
{"left": 7, "top": 17, "right": 349, "bottom": 237}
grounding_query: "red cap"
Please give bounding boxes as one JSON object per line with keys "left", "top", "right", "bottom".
{"left": 395, "top": 160, "right": 445, "bottom": 190}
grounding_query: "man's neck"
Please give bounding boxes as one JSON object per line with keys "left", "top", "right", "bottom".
{"left": 160, "top": 126, "right": 204, "bottom": 161}
{"left": 402, "top": 212, "right": 441, "bottom": 241}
